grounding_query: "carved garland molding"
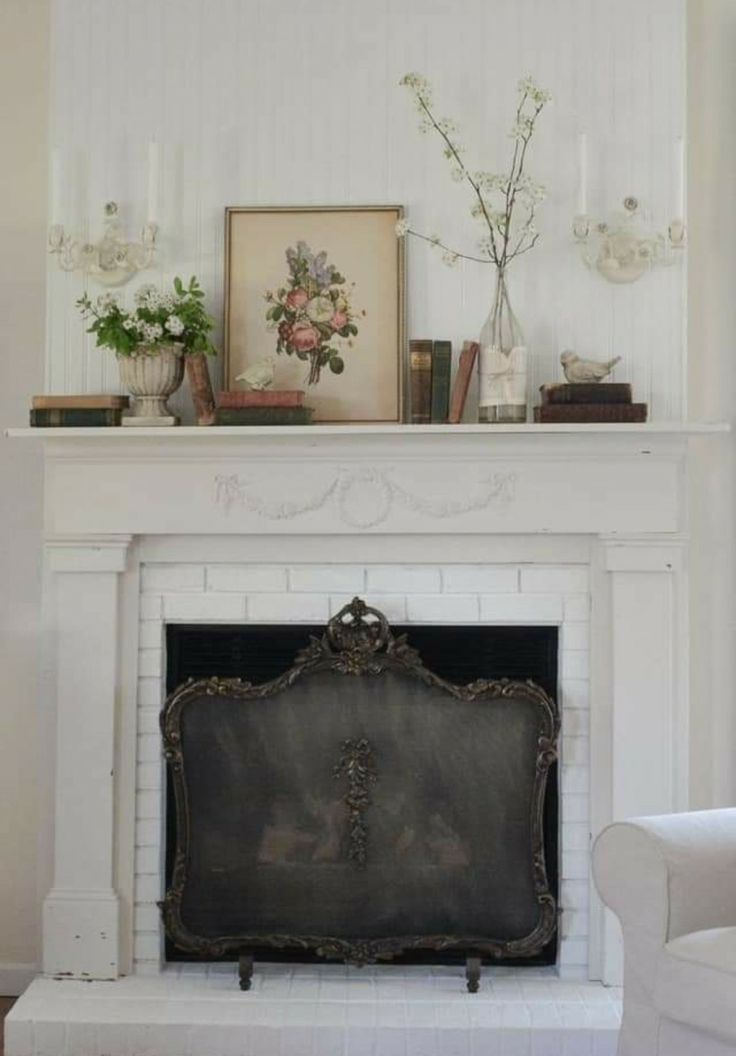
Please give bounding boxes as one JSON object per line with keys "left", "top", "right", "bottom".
{"left": 214, "top": 467, "right": 517, "bottom": 529}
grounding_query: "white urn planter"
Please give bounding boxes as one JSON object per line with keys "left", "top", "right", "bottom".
{"left": 118, "top": 344, "right": 185, "bottom": 426}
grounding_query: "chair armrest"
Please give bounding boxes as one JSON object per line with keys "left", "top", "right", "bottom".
{"left": 593, "top": 809, "right": 736, "bottom": 945}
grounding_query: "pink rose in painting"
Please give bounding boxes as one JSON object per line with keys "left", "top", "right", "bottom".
{"left": 290, "top": 323, "right": 321, "bottom": 353}
{"left": 286, "top": 287, "right": 309, "bottom": 310}
{"left": 330, "top": 310, "right": 348, "bottom": 331}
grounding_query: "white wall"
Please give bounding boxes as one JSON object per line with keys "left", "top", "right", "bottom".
{"left": 687, "top": 0, "right": 736, "bottom": 806}
{"left": 46, "top": 0, "right": 685, "bottom": 422}
{"left": 0, "top": 0, "right": 48, "bottom": 992}
{"left": 2, "top": 0, "right": 734, "bottom": 998}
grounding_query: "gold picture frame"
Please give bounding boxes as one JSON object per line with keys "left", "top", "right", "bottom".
{"left": 224, "top": 205, "right": 405, "bottom": 423}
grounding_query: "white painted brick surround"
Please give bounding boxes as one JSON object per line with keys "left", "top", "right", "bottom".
{"left": 133, "top": 562, "right": 591, "bottom": 978}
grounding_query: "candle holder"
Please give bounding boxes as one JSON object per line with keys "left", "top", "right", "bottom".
{"left": 49, "top": 201, "right": 158, "bottom": 287}
{"left": 573, "top": 196, "right": 685, "bottom": 284}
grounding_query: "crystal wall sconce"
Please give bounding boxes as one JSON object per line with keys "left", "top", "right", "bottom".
{"left": 573, "top": 197, "right": 686, "bottom": 284}
{"left": 48, "top": 200, "right": 158, "bottom": 287}
{"left": 572, "top": 133, "right": 686, "bottom": 284}
{"left": 48, "top": 141, "right": 160, "bottom": 286}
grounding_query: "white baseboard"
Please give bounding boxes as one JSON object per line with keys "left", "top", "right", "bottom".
{"left": 0, "top": 963, "right": 38, "bottom": 996}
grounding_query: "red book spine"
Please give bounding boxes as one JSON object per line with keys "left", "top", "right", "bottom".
{"left": 218, "top": 390, "right": 305, "bottom": 408}
{"left": 448, "top": 341, "right": 479, "bottom": 424}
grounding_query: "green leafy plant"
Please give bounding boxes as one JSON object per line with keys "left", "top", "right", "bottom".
{"left": 77, "top": 276, "right": 218, "bottom": 357}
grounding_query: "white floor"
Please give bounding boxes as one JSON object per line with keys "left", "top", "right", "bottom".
{"left": 5, "top": 964, "right": 622, "bottom": 1056}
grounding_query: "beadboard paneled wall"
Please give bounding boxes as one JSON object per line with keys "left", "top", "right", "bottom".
{"left": 47, "top": 0, "right": 686, "bottom": 422}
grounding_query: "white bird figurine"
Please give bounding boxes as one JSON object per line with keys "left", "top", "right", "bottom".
{"left": 560, "top": 350, "right": 621, "bottom": 384}
{"left": 235, "top": 355, "right": 276, "bottom": 391}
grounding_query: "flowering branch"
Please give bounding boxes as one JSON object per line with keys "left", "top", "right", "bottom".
{"left": 394, "top": 222, "right": 491, "bottom": 265}
{"left": 398, "top": 73, "right": 551, "bottom": 272}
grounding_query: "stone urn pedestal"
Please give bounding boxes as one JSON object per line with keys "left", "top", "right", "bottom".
{"left": 118, "top": 344, "right": 185, "bottom": 426}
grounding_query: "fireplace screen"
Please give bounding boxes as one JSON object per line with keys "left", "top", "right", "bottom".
{"left": 161, "top": 598, "right": 559, "bottom": 966}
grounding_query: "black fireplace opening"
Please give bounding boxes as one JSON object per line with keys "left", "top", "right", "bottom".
{"left": 164, "top": 621, "right": 559, "bottom": 967}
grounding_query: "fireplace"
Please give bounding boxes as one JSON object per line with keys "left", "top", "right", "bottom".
{"left": 161, "top": 601, "right": 560, "bottom": 980}
{"left": 6, "top": 423, "right": 700, "bottom": 1053}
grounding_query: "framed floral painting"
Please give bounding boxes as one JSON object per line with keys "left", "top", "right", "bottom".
{"left": 224, "top": 206, "right": 405, "bottom": 423}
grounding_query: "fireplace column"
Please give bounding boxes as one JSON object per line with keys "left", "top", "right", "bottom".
{"left": 42, "top": 535, "right": 132, "bottom": 980}
{"left": 591, "top": 534, "right": 689, "bottom": 985}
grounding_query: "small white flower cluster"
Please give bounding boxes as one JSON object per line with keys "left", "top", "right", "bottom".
{"left": 510, "top": 114, "right": 535, "bottom": 140}
{"left": 394, "top": 219, "right": 410, "bottom": 237}
{"left": 95, "top": 293, "right": 119, "bottom": 314}
{"left": 475, "top": 172, "right": 509, "bottom": 194}
{"left": 516, "top": 174, "right": 547, "bottom": 202}
{"left": 518, "top": 74, "right": 552, "bottom": 106}
{"left": 165, "top": 314, "right": 184, "bottom": 336}
{"left": 400, "top": 72, "right": 431, "bottom": 100}
{"left": 141, "top": 322, "right": 163, "bottom": 343}
{"left": 134, "top": 284, "right": 183, "bottom": 312}
{"left": 134, "top": 283, "right": 159, "bottom": 308}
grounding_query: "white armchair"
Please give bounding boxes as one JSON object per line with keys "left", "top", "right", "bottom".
{"left": 593, "top": 809, "right": 736, "bottom": 1056}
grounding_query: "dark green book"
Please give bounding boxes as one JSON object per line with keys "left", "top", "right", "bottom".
{"left": 30, "top": 408, "right": 122, "bottom": 427}
{"left": 215, "top": 406, "right": 314, "bottom": 426}
{"left": 430, "top": 341, "right": 452, "bottom": 423}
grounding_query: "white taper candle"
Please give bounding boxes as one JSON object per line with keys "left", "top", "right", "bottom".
{"left": 51, "top": 146, "right": 62, "bottom": 226}
{"left": 147, "top": 139, "right": 159, "bottom": 224}
{"left": 674, "top": 136, "right": 685, "bottom": 219}
{"left": 577, "top": 132, "right": 588, "bottom": 216}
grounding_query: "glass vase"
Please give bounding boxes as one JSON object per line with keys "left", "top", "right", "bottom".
{"left": 477, "top": 268, "right": 528, "bottom": 423}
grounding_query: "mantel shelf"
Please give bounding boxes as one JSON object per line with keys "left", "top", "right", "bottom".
{"left": 13, "top": 418, "right": 715, "bottom": 541}
{"left": 5, "top": 421, "right": 730, "bottom": 440}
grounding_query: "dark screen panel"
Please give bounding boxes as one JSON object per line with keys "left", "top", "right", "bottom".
{"left": 164, "top": 622, "right": 558, "bottom": 965}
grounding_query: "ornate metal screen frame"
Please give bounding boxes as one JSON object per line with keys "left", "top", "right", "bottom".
{"left": 160, "top": 598, "right": 560, "bottom": 965}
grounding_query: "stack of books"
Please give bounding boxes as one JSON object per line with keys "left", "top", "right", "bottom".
{"left": 30, "top": 394, "right": 129, "bottom": 427}
{"left": 409, "top": 340, "right": 451, "bottom": 423}
{"left": 215, "top": 390, "right": 313, "bottom": 426}
{"left": 534, "top": 383, "right": 648, "bottom": 423}
{"left": 409, "top": 339, "right": 479, "bottom": 425}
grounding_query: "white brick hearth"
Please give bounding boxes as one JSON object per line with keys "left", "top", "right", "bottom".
{"left": 5, "top": 967, "right": 621, "bottom": 1056}
{"left": 7, "top": 423, "right": 712, "bottom": 1055}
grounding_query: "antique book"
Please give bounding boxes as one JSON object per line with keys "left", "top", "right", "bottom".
{"left": 30, "top": 408, "right": 123, "bottom": 427}
{"left": 31, "top": 394, "right": 129, "bottom": 410}
{"left": 217, "top": 390, "right": 305, "bottom": 409}
{"left": 214, "top": 406, "right": 314, "bottom": 426}
{"left": 430, "top": 341, "right": 452, "bottom": 423}
{"left": 409, "top": 339, "right": 433, "bottom": 424}
{"left": 448, "top": 341, "right": 479, "bottom": 424}
{"left": 534, "top": 403, "right": 647, "bottom": 423}
{"left": 185, "top": 354, "right": 216, "bottom": 426}
{"left": 540, "top": 383, "right": 632, "bottom": 405}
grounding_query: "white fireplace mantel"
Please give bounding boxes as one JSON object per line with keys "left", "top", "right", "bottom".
{"left": 8, "top": 422, "right": 727, "bottom": 538}
{"left": 6, "top": 421, "right": 727, "bottom": 994}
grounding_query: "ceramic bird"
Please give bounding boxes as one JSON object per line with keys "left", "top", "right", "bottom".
{"left": 560, "top": 350, "right": 621, "bottom": 384}
{"left": 235, "top": 356, "right": 275, "bottom": 391}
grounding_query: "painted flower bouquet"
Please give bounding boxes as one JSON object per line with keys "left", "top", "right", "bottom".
{"left": 265, "top": 241, "right": 361, "bottom": 385}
